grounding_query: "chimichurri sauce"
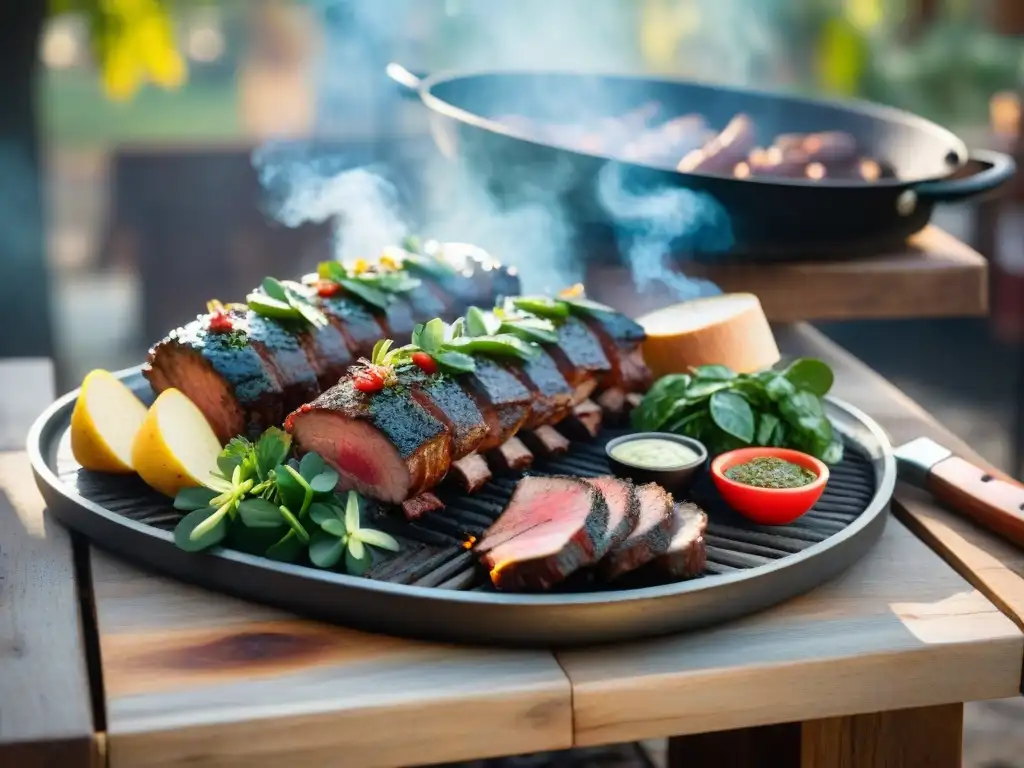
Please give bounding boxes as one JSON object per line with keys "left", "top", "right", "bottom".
{"left": 725, "top": 456, "right": 817, "bottom": 489}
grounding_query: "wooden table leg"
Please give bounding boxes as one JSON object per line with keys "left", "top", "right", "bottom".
{"left": 801, "top": 703, "right": 964, "bottom": 768}
{"left": 666, "top": 703, "right": 964, "bottom": 768}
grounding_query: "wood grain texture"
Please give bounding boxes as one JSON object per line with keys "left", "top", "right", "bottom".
{"left": 926, "top": 456, "right": 1024, "bottom": 548}
{"left": 0, "top": 360, "right": 97, "bottom": 767}
{"left": 586, "top": 226, "right": 988, "bottom": 323}
{"left": 89, "top": 552, "right": 573, "bottom": 768}
{"left": 557, "top": 520, "right": 1022, "bottom": 747}
{"left": 777, "top": 325, "right": 1024, "bottom": 644}
{"left": 667, "top": 723, "right": 801, "bottom": 768}
{"left": 801, "top": 703, "right": 964, "bottom": 768}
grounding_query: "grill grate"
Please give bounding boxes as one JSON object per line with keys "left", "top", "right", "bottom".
{"left": 61, "top": 428, "right": 877, "bottom": 594}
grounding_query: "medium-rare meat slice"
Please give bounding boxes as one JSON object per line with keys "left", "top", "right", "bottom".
{"left": 477, "top": 476, "right": 609, "bottom": 591}
{"left": 653, "top": 502, "right": 708, "bottom": 580}
{"left": 316, "top": 294, "right": 389, "bottom": 358}
{"left": 460, "top": 358, "right": 532, "bottom": 451}
{"left": 286, "top": 379, "right": 451, "bottom": 504}
{"left": 144, "top": 313, "right": 285, "bottom": 442}
{"left": 584, "top": 476, "right": 639, "bottom": 556}
{"left": 544, "top": 317, "right": 611, "bottom": 404}
{"left": 404, "top": 368, "right": 488, "bottom": 460}
{"left": 244, "top": 312, "right": 322, "bottom": 412}
{"left": 600, "top": 482, "right": 674, "bottom": 580}
{"left": 508, "top": 350, "right": 573, "bottom": 429}
{"left": 581, "top": 310, "right": 652, "bottom": 392}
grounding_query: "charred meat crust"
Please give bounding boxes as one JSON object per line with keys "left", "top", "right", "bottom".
{"left": 600, "top": 482, "right": 675, "bottom": 581}
{"left": 584, "top": 476, "right": 641, "bottom": 555}
{"left": 582, "top": 312, "right": 652, "bottom": 391}
{"left": 460, "top": 358, "right": 532, "bottom": 451}
{"left": 509, "top": 350, "right": 573, "bottom": 429}
{"left": 245, "top": 312, "right": 321, "bottom": 412}
{"left": 404, "top": 368, "right": 489, "bottom": 460}
{"left": 545, "top": 317, "right": 611, "bottom": 397}
{"left": 450, "top": 453, "right": 493, "bottom": 493}
{"left": 316, "top": 295, "right": 389, "bottom": 359}
{"left": 143, "top": 317, "right": 284, "bottom": 442}
{"left": 653, "top": 502, "right": 709, "bottom": 580}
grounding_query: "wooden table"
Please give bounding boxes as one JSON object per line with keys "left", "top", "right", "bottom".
{"left": 5, "top": 324, "right": 1024, "bottom": 768}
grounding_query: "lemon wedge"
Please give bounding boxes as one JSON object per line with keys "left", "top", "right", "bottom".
{"left": 70, "top": 370, "right": 148, "bottom": 473}
{"left": 132, "top": 388, "right": 222, "bottom": 498}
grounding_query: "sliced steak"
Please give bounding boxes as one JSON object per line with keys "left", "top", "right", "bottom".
{"left": 460, "top": 358, "right": 532, "bottom": 451}
{"left": 316, "top": 294, "right": 389, "bottom": 358}
{"left": 450, "top": 453, "right": 493, "bottom": 493}
{"left": 144, "top": 313, "right": 284, "bottom": 442}
{"left": 600, "top": 482, "right": 674, "bottom": 580}
{"left": 653, "top": 502, "right": 708, "bottom": 580}
{"left": 544, "top": 317, "right": 611, "bottom": 404}
{"left": 584, "top": 476, "right": 640, "bottom": 556}
{"left": 581, "top": 310, "right": 652, "bottom": 392}
{"left": 477, "top": 476, "right": 609, "bottom": 591}
{"left": 404, "top": 368, "right": 488, "bottom": 460}
{"left": 286, "top": 379, "right": 451, "bottom": 504}
{"left": 508, "top": 350, "right": 573, "bottom": 429}
{"left": 245, "top": 312, "right": 322, "bottom": 412}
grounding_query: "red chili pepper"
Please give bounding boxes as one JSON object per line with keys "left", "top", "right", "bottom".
{"left": 208, "top": 310, "right": 234, "bottom": 333}
{"left": 411, "top": 352, "right": 438, "bottom": 374}
{"left": 353, "top": 367, "right": 386, "bottom": 393}
{"left": 316, "top": 279, "right": 341, "bottom": 298}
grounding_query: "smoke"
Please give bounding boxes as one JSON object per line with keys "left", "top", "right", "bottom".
{"left": 251, "top": 0, "right": 774, "bottom": 299}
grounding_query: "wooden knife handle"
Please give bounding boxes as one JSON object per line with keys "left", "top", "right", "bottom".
{"left": 926, "top": 456, "right": 1024, "bottom": 548}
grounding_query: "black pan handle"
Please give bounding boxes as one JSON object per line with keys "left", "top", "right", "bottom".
{"left": 386, "top": 62, "right": 428, "bottom": 100}
{"left": 914, "top": 149, "right": 1016, "bottom": 203}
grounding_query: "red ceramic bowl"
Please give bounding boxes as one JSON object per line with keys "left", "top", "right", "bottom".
{"left": 710, "top": 447, "right": 829, "bottom": 525}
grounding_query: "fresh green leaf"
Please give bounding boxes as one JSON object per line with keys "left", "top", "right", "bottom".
{"left": 255, "top": 427, "right": 291, "bottom": 480}
{"left": 346, "top": 544, "right": 373, "bottom": 575}
{"left": 756, "top": 413, "right": 781, "bottom": 445}
{"left": 371, "top": 338, "right": 394, "bottom": 366}
{"left": 276, "top": 464, "right": 312, "bottom": 513}
{"left": 445, "top": 334, "right": 537, "bottom": 360}
{"left": 237, "top": 498, "right": 285, "bottom": 528}
{"left": 709, "top": 391, "right": 755, "bottom": 443}
{"left": 309, "top": 530, "right": 346, "bottom": 568}
{"left": 278, "top": 506, "right": 310, "bottom": 544}
{"left": 466, "top": 306, "right": 501, "bottom": 337}
{"left": 348, "top": 535, "right": 366, "bottom": 560}
{"left": 498, "top": 319, "right": 559, "bottom": 345}
{"left": 173, "top": 508, "right": 227, "bottom": 552}
{"left": 317, "top": 260, "right": 346, "bottom": 283}
{"left": 821, "top": 439, "right": 845, "bottom": 464}
{"left": 354, "top": 527, "right": 401, "bottom": 552}
{"left": 309, "top": 502, "right": 341, "bottom": 526}
{"left": 247, "top": 293, "right": 302, "bottom": 320}
{"left": 686, "top": 379, "right": 732, "bottom": 398}
{"left": 562, "top": 297, "right": 616, "bottom": 316}
{"left": 784, "top": 358, "right": 835, "bottom": 397}
{"left": 261, "top": 277, "right": 289, "bottom": 302}
{"left": 433, "top": 350, "right": 477, "bottom": 374}
{"left": 692, "top": 364, "right": 736, "bottom": 382}
{"left": 205, "top": 472, "right": 235, "bottom": 493}
{"left": 345, "top": 491, "right": 361, "bottom": 533}
{"left": 419, "top": 318, "right": 446, "bottom": 353}
{"left": 763, "top": 374, "right": 797, "bottom": 402}
{"left": 512, "top": 296, "right": 570, "bottom": 320}
{"left": 320, "top": 518, "right": 347, "bottom": 537}
{"left": 290, "top": 297, "right": 329, "bottom": 329}
{"left": 173, "top": 487, "right": 219, "bottom": 511}
{"left": 225, "top": 522, "right": 286, "bottom": 555}
{"left": 266, "top": 529, "right": 305, "bottom": 563}
{"left": 338, "top": 277, "right": 391, "bottom": 310}
{"left": 298, "top": 451, "right": 325, "bottom": 481}
{"left": 310, "top": 468, "right": 339, "bottom": 494}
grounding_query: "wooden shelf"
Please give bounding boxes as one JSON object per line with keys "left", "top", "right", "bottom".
{"left": 586, "top": 226, "right": 989, "bottom": 323}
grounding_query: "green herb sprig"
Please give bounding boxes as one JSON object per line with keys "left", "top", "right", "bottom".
{"left": 631, "top": 359, "right": 843, "bottom": 463}
{"left": 247, "top": 277, "right": 329, "bottom": 328}
{"left": 309, "top": 490, "right": 400, "bottom": 574}
{"left": 317, "top": 260, "right": 421, "bottom": 311}
{"left": 409, "top": 315, "right": 538, "bottom": 374}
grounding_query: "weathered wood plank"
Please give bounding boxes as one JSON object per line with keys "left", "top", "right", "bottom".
{"left": 776, "top": 325, "right": 1024, "bottom": 642}
{"left": 90, "top": 553, "right": 572, "bottom": 768}
{"left": 557, "top": 520, "right": 1022, "bottom": 747}
{"left": 588, "top": 226, "right": 988, "bottom": 323}
{"left": 0, "top": 359, "right": 97, "bottom": 767}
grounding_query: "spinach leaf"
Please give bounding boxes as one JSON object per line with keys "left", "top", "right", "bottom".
{"left": 709, "top": 391, "right": 755, "bottom": 443}
{"left": 784, "top": 358, "right": 835, "bottom": 397}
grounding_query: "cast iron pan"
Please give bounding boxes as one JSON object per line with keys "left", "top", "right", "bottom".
{"left": 28, "top": 368, "right": 895, "bottom": 647}
{"left": 387, "top": 64, "right": 1015, "bottom": 260}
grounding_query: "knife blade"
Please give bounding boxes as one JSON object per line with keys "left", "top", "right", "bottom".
{"left": 894, "top": 437, "right": 1024, "bottom": 549}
